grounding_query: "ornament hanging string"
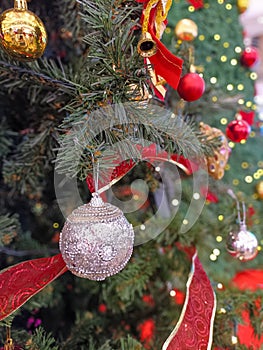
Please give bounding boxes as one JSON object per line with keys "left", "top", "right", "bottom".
{"left": 92, "top": 155, "right": 100, "bottom": 194}
{"left": 227, "top": 189, "right": 246, "bottom": 226}
{"left": 226, "top": 189, "right": 258, "bottom": 261}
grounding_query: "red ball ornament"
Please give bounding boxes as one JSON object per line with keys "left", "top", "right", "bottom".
{"left": 226, "top": 119, "right": 251, "bottom": 143}
{"left": 240, "top": 47, "right": 259, "bottom": 68}
{"left": 177, "top": 73, "right": 205, "bottom": 102}
{"left": 98, "top": 303, "right": 107, "bottom": 313}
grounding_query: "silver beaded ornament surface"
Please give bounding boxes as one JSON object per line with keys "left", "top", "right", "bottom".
{"left": 60, "top": 193, "right": 134, "bottom": 280}
{"left": 226, "top": 224, "right": 258, "bottom": 261}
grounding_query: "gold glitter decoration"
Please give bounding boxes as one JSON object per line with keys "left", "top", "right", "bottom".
{"left": 60, "top": 193, "right": 134, "bottom": 280}
{"left": 200, "top": 122, "right": 230, "bottom": 180}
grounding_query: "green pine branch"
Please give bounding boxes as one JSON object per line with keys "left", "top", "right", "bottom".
{"left": 58, "top": 0, "right": 85, "bottom": 45}
{"left": 55, "top": 103, "right": 205, "bottom": 181}
{"left": 0, "top": 214, "right": 20, "bottom": 246}
{"left": 2, "top": 120, "right": 57, "bottom": 194}
{"left": 26, "top": 327, "right": 58, "bottom": 350}
{"left": 0, "top": 119, "right": 17, "bottom": 157}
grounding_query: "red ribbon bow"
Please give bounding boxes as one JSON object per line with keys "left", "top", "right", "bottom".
{"left": 137, "top": 0, "right": 184, "bottom": 92}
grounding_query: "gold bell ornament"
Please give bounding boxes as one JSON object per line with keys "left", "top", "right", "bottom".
{"left": 137, "top": 32, "right": 157, "bottom": 58}
{"left": 174, "top": 18, "right": 198, "bottom": 41}
{"left": 200, "top": 122, "right": 231, "bottom": 180}
{"left": 0, "top": 0, "right": 47, "bottom": 61}
{"left": 137, "top": 0, "right": 172, "bottom": 57}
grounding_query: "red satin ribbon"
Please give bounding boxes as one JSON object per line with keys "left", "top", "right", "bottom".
{"left": 86, "top": 143, "right": 198, "bottom": 193}
{"left": 0, "top": 248, "right": 216, "bottom": 350}
{"left": 0, "top": 254, "right": 67, "bottom": 320}
{"left": 148, "top": 26, "right": 183, "bottom": 90}
{"left": 162, "top": 249, "right": 216, "bottom": 350}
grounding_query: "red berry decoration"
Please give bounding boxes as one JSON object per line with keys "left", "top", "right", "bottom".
{"left": 226, "top": 119, "right": 251, "bottom": 143}
{"left": 240, "top": 47, "right": 259, "bottom": 68}
{"left": 177, "top": 72, "right": 205, "bottom": 102}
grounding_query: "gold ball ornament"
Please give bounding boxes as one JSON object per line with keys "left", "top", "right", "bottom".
{"left": 237, "top": 0, "right": 249, "bottom": 13}
{"left": 0, "top": 0, "right": 47, "bottom": 61}
{"left": 256, "top": 181, "right": 263, "bottom": 200}
{"left": 174, "top": 19, "right": 198, "bottom": 42}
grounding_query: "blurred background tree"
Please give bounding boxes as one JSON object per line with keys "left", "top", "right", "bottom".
{"left": 0, "top": 0, "right": 262, "bottom": 349}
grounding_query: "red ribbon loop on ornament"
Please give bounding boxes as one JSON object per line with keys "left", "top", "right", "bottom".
{"left": 0, "top": 254, "right": 67, "bottom": 320}
{"left": 86, "top": 143, "right": 198, "bottom": 193}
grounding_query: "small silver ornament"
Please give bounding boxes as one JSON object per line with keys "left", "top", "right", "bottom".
{"left": 226, "top": 224, "right": 258, "bottom": 261}
{"left": 60, "top": 193, "right": 134, "bottom": 280}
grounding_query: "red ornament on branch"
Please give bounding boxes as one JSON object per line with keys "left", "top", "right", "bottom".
{"left": 240, "top": 47, "right": 259, "bottom": 68}
{"left": 177, "top": 72, "right": 205, "bottom": 102}
{"left": 142, "top": 294, "right": 155, "bottom": 307}
{"left": 186, "top": 0, "right": 204, "bottom": 9}
{"left": 172, "top": 288, "right": 185, "bottom": 305}
{"left": 138, "top": 318, "right": 155, "bottom": 349}
{"left": 98, "top": 303, "right": 107, "bottom": 313}
{"left": 226, "top": 119, "right": 251, "bottom": 142}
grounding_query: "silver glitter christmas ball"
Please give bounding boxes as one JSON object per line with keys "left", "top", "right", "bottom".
{"left": 60, "top": 193, "right": 134, "bottom": 280}
{"left": 226, "top": 225, "right": 258, "bottom": 261}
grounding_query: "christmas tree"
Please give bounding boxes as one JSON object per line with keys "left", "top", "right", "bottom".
{"left": 0, "top": 0, "right": 262, "bottom": 349}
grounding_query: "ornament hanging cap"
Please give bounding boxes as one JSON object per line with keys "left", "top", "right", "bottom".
{"left": 67, "top": 192, "right": 125, "bottom": 222}
{"left": 14, "top": 0, "right": 27, "bottom": 10}
{"left": 227, "top": 189, "right": 247, "bottom": 228}
{"left": 4, "top": 326, "right": 14, "bottom": 350}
